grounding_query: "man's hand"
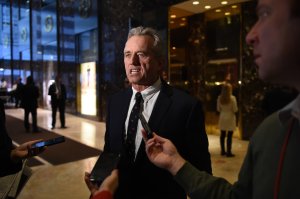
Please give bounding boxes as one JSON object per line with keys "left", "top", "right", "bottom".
{"left": 143, "top": 131, "right": 186, "bottom": 176}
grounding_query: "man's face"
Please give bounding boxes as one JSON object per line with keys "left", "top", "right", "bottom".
{"left": 124, "top": 35, "right": 163, "bottom": 88}
{"left": 246, "top": 0, "right": 300, "bottom": 86}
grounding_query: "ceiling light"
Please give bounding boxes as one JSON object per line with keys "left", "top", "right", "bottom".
{"left": 170, "top": 14, "right": 176, "bottom": 18}
{"left": 215, "top": 9, "right": 221, "bottom": 12}
{"left": 180, "top": 23, "right": 186, "bottom": 26}
{"left": 225, "top": 12, "right": 231, "bottom": 16}
{"left": 181, "top": 17, "right": 186, "bottom": 21}
{"left": 192, "top": 1, "right": 200, "bottom": 5}
{"left": 170, "top": 21, "right": 175, "bottom": 24}
{"left": 172, "top": 47, "right": 176, "bottom": 50}
{"left": 204, "top": 5, "right": 211, "bottom": 9}
{"left": 232, "top": 5, "right": 238, "bottom": 8}
{"left": 221, "top": 1, "right": 228, "bottom": 5}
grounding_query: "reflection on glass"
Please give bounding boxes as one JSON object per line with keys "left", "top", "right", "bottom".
{"left": 81, "top": 121, "right": 97, "bottom": 147}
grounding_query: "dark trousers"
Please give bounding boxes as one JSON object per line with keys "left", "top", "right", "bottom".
{"left": 15, "top": 96, "right": 21, "bottom": 108}
{"left": 24, "top": 107, "right": 37, "bottom": 132}
{"left": 220, "top": 130, "right": 233, "bottom": 155}
{"left": 51, "top": 101, "right": 65, "bottom": 128}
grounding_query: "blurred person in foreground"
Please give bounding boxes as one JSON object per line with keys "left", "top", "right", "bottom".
{"left": 144, "top": 0, "right": 300, "bottom": 198}
{"left": 0, "top": 99, "right": 44, "bottom": 177}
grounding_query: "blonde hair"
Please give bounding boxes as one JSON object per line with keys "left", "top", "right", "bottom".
{"left": 220, "top": 83, "right": 232, "bottom": 105}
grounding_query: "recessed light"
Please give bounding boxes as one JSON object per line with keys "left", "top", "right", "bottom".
{"left": 170, "top": 14, "right": 176, "bottom": 18}
{"left": 215, "top": 9, "right": 222, "bottom": 12}
{"left": 170, "top": 21, "right": 175, "bottom": 24}
{"left": 221, "top": 1, "right": 228, "bottom": 5}
{"left": 192, "top": 1, "right": 199, "bottom": 5}
{"left": 204, "top": 5, "right": 211, "bottom": 9}
{"left": 172, "top": 47, "right": 176, "bottom": 50}
{"left": 225, "top": 12, "right": 231, "bottom": 16}
{"left": 232, "top": 5, "right": 238, "bottom": 8}
{"left": 180, "top": 23, "right": 186, "bottom": 26}
{"left": 181, "top": 17, "right": 186, "bottom": 21}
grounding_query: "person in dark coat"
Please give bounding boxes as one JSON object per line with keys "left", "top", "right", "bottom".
{"left": 48, "top": 75, "right": 67, "bottom": 129}
{"left": 21, "top": 76, "right": 39, "bottom": 132}
{"left": 86, "top": 26, "right": 211, "bottom": 199}
{"left": 15, "top": 77, "right": 24, "bottom": 108}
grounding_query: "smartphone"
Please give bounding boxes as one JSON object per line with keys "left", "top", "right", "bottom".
{"left": 89, "top": 151, "right": 121, "bottom": 185}
{"left": 139, "top": 113, "right": 153, "bottom": 139}
{"left": 31, "top": 136, "right": 65, "bottom": 149}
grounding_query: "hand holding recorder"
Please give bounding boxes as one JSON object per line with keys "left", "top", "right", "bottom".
{"left": 11, "top": 136, "right": 65, "bottom": 163}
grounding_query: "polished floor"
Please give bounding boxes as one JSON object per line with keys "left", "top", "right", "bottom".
{"left": 5, "top": 107, "right": 249, "bottom": 199}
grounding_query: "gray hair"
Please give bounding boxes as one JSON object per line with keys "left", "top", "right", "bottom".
{"left": 127, "top": 26, "right": 164, "bottom": 58}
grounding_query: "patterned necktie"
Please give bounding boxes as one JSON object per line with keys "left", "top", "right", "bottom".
{"left": 126, "top": 92, "right": 143, "bottom": 163}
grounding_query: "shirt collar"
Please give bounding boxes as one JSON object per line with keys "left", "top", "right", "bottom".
{"left": 131, "top": 78, "right": 161, "bottom": 102}
{"left": 278, "top": 94, "right": 300, "bottom": 124}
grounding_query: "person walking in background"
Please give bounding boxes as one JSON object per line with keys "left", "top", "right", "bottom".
{"left": 15, "top": 77, "right": 24, "bottom": 108}
{"left": 21, "top": 76, "right": 39, "bottom": 133}
{"left": 217, "top": 83, "right": 238, "bottom": 157}
{"left": 48, "top": 75, "right": 67, "bottom": 129}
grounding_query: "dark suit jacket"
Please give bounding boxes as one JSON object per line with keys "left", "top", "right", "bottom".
{"left": 0, "top": 99, "right": 22, "bottom": 177}
{"left": 21, "top": 84, "right": 39, "bottom": 109}
{"left": 104, "top": 81, "right": 211, "bottom": 199}
{"left": 48, "top": 83, "right": 66, "bottom": 106}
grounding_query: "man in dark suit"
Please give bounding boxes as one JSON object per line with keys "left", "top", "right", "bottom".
{"left": 88, "top": 27, "right": 211, "bottom": 199}
{"left": 48, "top": 75, "right": 67, "bottom": 129}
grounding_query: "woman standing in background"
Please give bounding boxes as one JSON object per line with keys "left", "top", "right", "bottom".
{"left": 217, "top": 83, "right": 238, "bottom": 157}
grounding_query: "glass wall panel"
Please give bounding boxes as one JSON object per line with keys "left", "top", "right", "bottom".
{"left": 16, "top": 0, "right": 31, "bottom": 84}
{"left": 40, "top": 0, "right": 57, "bottom": 108}
{"left": 59, "top": 0, "right": 76, "bottom": 112}
{"left": 0, "top": 2, "right": 11, "bottom": 87}
{"left": 73, "top": 0, "right": 98, "bottom": 117}
{"left": 77, "top": 29, "right": 98, "bottom": 116}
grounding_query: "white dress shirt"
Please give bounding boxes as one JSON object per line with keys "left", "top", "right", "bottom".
{"left": 125, "top": 78, "right": 161, "bottom": 158}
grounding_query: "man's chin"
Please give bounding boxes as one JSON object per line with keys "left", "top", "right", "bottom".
{"left": 259, "top": 72, "right": 287, "bottom": 85}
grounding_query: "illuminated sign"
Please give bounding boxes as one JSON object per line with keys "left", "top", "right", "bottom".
{"left": 80, "top": 62, "right": 96, "bottom": 115}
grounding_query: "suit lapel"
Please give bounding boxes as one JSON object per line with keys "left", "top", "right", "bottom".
{"left": 119, "top": 89, "right": 132, "bottom": 129}
{"left": 135, "top": 81, "right": 173, "bottom": 163}
{"left": 148, "top": 81, "right": 173, "bottom": 132}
